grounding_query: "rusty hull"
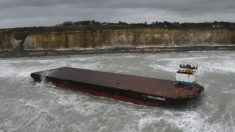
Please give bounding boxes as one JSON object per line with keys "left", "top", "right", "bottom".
{"left": 31, "top": 67, "right": 203, "bottom": 100}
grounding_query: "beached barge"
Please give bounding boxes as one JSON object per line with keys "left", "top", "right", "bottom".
{"left": 31, "top": 65, "right": 204, "bottom": 106}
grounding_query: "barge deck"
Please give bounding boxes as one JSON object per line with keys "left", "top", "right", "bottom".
{"left": 31, "top": 67, "right": 204, "bottom": 106}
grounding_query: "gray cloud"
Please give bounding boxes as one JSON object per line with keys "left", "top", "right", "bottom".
{"left": 0, "top": 0, "right": 234, "bottom": 28}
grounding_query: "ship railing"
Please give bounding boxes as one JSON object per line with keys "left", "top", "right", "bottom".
{"left": 179, "top": 64, "right": 198, "bottom": 69}
{"left": 174, "top": 81, "right": 195, "bottom": 88}
{"left": 177, "top": 69, "right": 196, "bottom": 74}
{"left": 177, "top": 71, "right": 194, "bottom": 74}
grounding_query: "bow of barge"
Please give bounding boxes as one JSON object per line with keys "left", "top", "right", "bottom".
{"left": 31, "top": 65, "right": 204, "bottom": 106}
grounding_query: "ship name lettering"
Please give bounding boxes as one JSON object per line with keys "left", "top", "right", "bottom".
{"left": 147, "top": 95, "right": 165, "bottom": 101}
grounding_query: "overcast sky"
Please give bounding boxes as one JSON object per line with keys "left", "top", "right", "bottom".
{"left": 0, "top": 0, "right": 234, "bottom": 28}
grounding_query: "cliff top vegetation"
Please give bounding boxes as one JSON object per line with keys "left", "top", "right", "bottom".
{"left": 0, "top": 20, "right": 235, "bottom": 34}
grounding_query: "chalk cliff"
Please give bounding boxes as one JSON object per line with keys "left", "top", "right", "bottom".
{"left": 0, "top": 26, "right": 235, "bottom": 50}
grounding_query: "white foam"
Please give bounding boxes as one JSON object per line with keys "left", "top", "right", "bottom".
{"left": 1, "top": 51, "right": 235, "bottom": 132}
{"left": 149, "top": 63, "right": 177, "bottom": 73}
{"left": 147, "top": 52, "right": 235, "bottom": 76}
{"left": 138, "top": 110, "right": 219, "bottom": 132}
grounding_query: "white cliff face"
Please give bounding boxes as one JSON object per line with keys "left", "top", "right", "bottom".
{"left": 0, "top": 33, "right": 17, "bottom": 50}
{"left": 1, "top": 28, "right": 235, "bottom": 50}
{"left": 25, "top": 28, "right": 235, "bottom": 49}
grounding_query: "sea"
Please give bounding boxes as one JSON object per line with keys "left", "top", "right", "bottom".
{"left": 0, "top": 51, "right": 235, "bottom": 132}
